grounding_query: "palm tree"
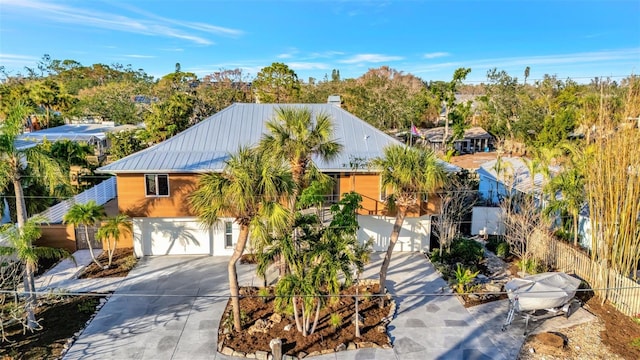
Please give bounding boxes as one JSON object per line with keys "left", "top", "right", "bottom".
{"left": 0, "top": 102, "right": 68, "bottom": 230}
{"left": 372, "top": 145, "right": 447, "bottom": 302}
{"left": 0, "top": 218, "right": 70, "bottom": 330}
{"left": 96, "top": 214, "right": 132, "bottom": 268}
{"left": 189, "top": 147, "right": 294, "bottom": 332}
{"left": 544, "top": 167, "right": 586, "bottom": 247}
{"left": 259, "top": 106, "right": 342, "bottom": 209}
{"left": 63, "top": 200, "right": 106, "bottom": 268}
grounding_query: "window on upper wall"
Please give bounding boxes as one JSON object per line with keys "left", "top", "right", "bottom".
{"left": 145, "top": 174, "right": 169, "bottom": 197}
{"left": 224, "top": 221, "right": 233, "bottom": 248}
{"left": 379, "top": 179, "right": 393, "bottom": 202}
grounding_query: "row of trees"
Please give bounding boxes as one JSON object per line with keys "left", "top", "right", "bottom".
{"left": 4, "top": 55, "right": 637, "bottom": 161}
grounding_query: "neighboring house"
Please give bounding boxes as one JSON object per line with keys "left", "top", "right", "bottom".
{"left": 476, "top": 157, "right": 551, "bottom": 205}
{"left": 32, "top": 177, "right": 119, "bottom": 253}
{"left": 97, "top": 102, "right": 459, "bottom": 257}
{"left": 417, "top": 126, "right": 494, "bottom": 154}
{"left": 18, "top": 122, "right": 139, "bottom": 164}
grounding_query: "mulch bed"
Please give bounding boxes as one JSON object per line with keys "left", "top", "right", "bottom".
{"left": 78, "top": 248, "right": 137, "bottom": 279}
{"left": 583, "top": 295, "right": 640, "bottom": 359}
{"left": 219, "top": 284, "right": 392, "bottom": 357}
{"left": 0, "top": 296, "right": 102, "bottom": 360}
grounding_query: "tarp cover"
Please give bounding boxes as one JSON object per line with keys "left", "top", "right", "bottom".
{"left": 505, "top": 272, "right": 581, "bottom": 311}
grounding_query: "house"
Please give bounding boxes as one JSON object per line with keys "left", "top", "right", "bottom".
{"left": 97, "top": 102, "right": 458, "bottom": 257}
{"left": 414, "top": 126, "right": 494, "bottom": 154}
{"left": 18, "top": 122, "right": 139, "bottom": 164}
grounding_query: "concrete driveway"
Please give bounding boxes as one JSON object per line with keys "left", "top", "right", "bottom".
{"left": 65, "top": 253, "right": 538, "bottom": 360}
{"left": 64, "top": 256, "right": 261, "bottom": 360}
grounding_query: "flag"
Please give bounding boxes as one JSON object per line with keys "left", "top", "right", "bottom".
{"left": 411, "top": 123, "right": 420, "bottom": 136}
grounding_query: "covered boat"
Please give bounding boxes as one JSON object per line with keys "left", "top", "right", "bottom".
{"left": 505, "top": 272, "right": 581, "bottom": 311}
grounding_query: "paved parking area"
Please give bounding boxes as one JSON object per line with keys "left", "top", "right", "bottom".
{"left": 64, "top": 253, "right": 535, "bottom": 360}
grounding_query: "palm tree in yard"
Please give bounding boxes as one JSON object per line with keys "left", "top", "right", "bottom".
{"left": 0, "top": 102, "right": 67, "bottom": 230}
{"left": 189, "top": 147, "right": 294, "bottom": 332}
{"left": 544, "top": 167, "right": 586, "bottom": 247}
{"left": 96, "top": 214, "right": 132, "bottom": 268}
{"left": 63, "top": 200, "right": 106, "bottom": 268}
{"left": 372, "top": 145, "right": 447, "bottom": 303}
{"left": 0, "top": 218, "right": 70, "bottom": 330}
{"left": 259, "top": 106, "right": 342, "bottom": 209}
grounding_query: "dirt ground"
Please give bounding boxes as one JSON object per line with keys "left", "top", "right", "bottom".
{"left": 219, "top": 285, "right": 391, "bottom": 357}
{"left": 519, "top": 291, "right": 640, "bottom": 360}
{"left": 0, "top": 296, "right": 102, "bottom": 360}
{"left": 78, "top": 248, "right": 137, "bottom": 278}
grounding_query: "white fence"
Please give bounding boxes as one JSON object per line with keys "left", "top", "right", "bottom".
{"left": 35, "top": 177, "right": 117, "bottom": 224}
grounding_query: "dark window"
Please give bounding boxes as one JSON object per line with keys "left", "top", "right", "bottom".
{"left": 145, "top": 174, "right": 169, "bottom": 196}
{"left": 225, "top": 221, "right": 233, "bottom": 248}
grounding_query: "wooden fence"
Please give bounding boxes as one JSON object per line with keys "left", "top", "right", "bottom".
{"left": 530, "top": 232, "right": 640, "bottom": 318}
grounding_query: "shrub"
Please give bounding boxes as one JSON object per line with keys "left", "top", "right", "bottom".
{"left": 121, "top": 255, "right": 138, "bottom": 271}
{"left": 453, "top": 263, "right": 480, "bottom": 294}
{"left": 329, "top": 313, "right": 342, "bottom": 329}
{"left": 448, "top": 238, "right": 484, "bottom": 265}
{"left": 77, "top": 298, "right": 98, "bottom": 314}
{"left": 496, "top": 242, "right": 510, "bottom": 258}
{"left": 257, "top": 287, "right": 270, "bottom": 303}
{"left": 223, "top": 309, "right": 248, "bottom": 332}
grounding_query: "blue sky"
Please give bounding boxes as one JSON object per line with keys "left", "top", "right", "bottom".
{"left": 1, "top": 0, "right": 639, "bottom": 83}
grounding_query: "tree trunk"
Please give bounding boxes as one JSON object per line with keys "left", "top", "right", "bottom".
{"left": 12, "top": 179, "right": 27, "bottom": 229}
{"left": 229, "top": 224, "right": 249, "bottom": 332}
{"left": 309, "top": 298, "right": 321, "bottom": 335}
{"left": 84, "top": 226, "right": 102, "bottom": 268}
{"left": 378, "top": 208, "right": 406, "bottom": 307}
{"left": 572, "top": 212, "right": 579, "bottom": 248}
{"left": 23, "top": 265, "right": 38, "bottom": 330}
{"left": 292, "top": 296, "right": 302, "bottom": 332}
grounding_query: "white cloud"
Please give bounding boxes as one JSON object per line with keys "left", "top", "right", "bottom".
{"left": 0, "top": 0, "right": 245, "bottom": 46}
{"left": 467, "top": 48, "right": 640, "bottom": 69}
{"left": 0, "top": 53, "right": 39, "bottom": 66}
{"left": 423, "top": 52, "right": 450, "bottom": 59}
{"left": 288, "top": 62, "right": 330, "bottom": 70}
{"left": 123, "top": 54, "right": 156, "bottom": 59}
{"left": 339, "top": 53, "right": 403, "bottom": 64}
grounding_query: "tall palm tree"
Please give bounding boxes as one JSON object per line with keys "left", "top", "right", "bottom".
{"left": 372, "top": 145, "right": 447, "bottom": 302}
{"left": 189, "top": 147, "right": 294, "bottom": 332}
{"left": 544, "top": 167, "right": 586, "bottom": 247}
{"left": 63, "top": 200, "right": 106, "bottom": 268}
{"left": 96, "top": 214, "right": 132, "bottom": 268}
{"left": 0, "top": 102, "right": 68, "bottom": 230}
{"left": 0, "top": 218, "right": 70, "bottom": 330}
{"left": 259, "top": 106, "right": 342, "bottom": 209}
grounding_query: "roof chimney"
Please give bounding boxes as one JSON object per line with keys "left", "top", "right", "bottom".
{"left": 327, "top": 95, "right": 341, "bottom": 107}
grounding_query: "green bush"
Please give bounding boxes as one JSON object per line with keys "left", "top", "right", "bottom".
{"left": 329, "top": 313, "right": 342, "bottom": 329}
{"left": 453, "top": 263, "right": 480, "bottom": 294}
{"left": 449, "top": 238, "right": 484, "bottom": 265}
{"left": 496, "top": 242, "right": 510, "bottom": 258}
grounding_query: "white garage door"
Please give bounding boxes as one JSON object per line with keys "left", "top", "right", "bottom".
{"left": 134, "top": 218, "right": 212, "bottom": 256}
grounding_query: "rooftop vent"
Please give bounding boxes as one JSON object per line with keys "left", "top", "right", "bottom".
{"left": 327, "top": 95, "right": 341, "bottom": 107}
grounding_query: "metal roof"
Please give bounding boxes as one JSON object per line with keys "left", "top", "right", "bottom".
{"left": 98, "top": 103, "right": 460, "bottom": 174}
{"left": 17, "top": 123, "right": 118, "bottom": 143}
{"left": 476, "top": 157, "right": 555, "bottom": 195}
{"left": 98, "top": 103, "right": 404, "bottom": 173}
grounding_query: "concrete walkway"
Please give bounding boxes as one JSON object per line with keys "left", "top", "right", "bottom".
{"left": 35, "top": 249, "right": 125, "bottom": 293}
{"left": 57, "top": 252, "right": 595, "bottom": 360}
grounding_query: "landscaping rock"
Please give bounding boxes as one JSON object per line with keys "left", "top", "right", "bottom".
{"left": 283, "top": 324, "right": 293, "bottom": 331}
{"left": 255, "top": 350, "right": 269, "bottom": 360}
{"left": 335, "top": 343, "right": 346, "bottom": 352}
{"left": 232, "top": 350, "right": 246, "bottom": 357}
{"left": 221, "top": 346, "right": 234, "bottom": 356}
{"left": 248, "top": 319, "right": 270, "bottom": 335}
{"left": 269, "top": 313, "right": 282, "bottom": 324}
{"left": 485, "top": 283, "right": 502, "bottom": 293}
{"left": 297, "top": 351, "right": 307, "bottom": 358}
{"left": 347, "top": 342, "right": 356, "bottom": 350}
